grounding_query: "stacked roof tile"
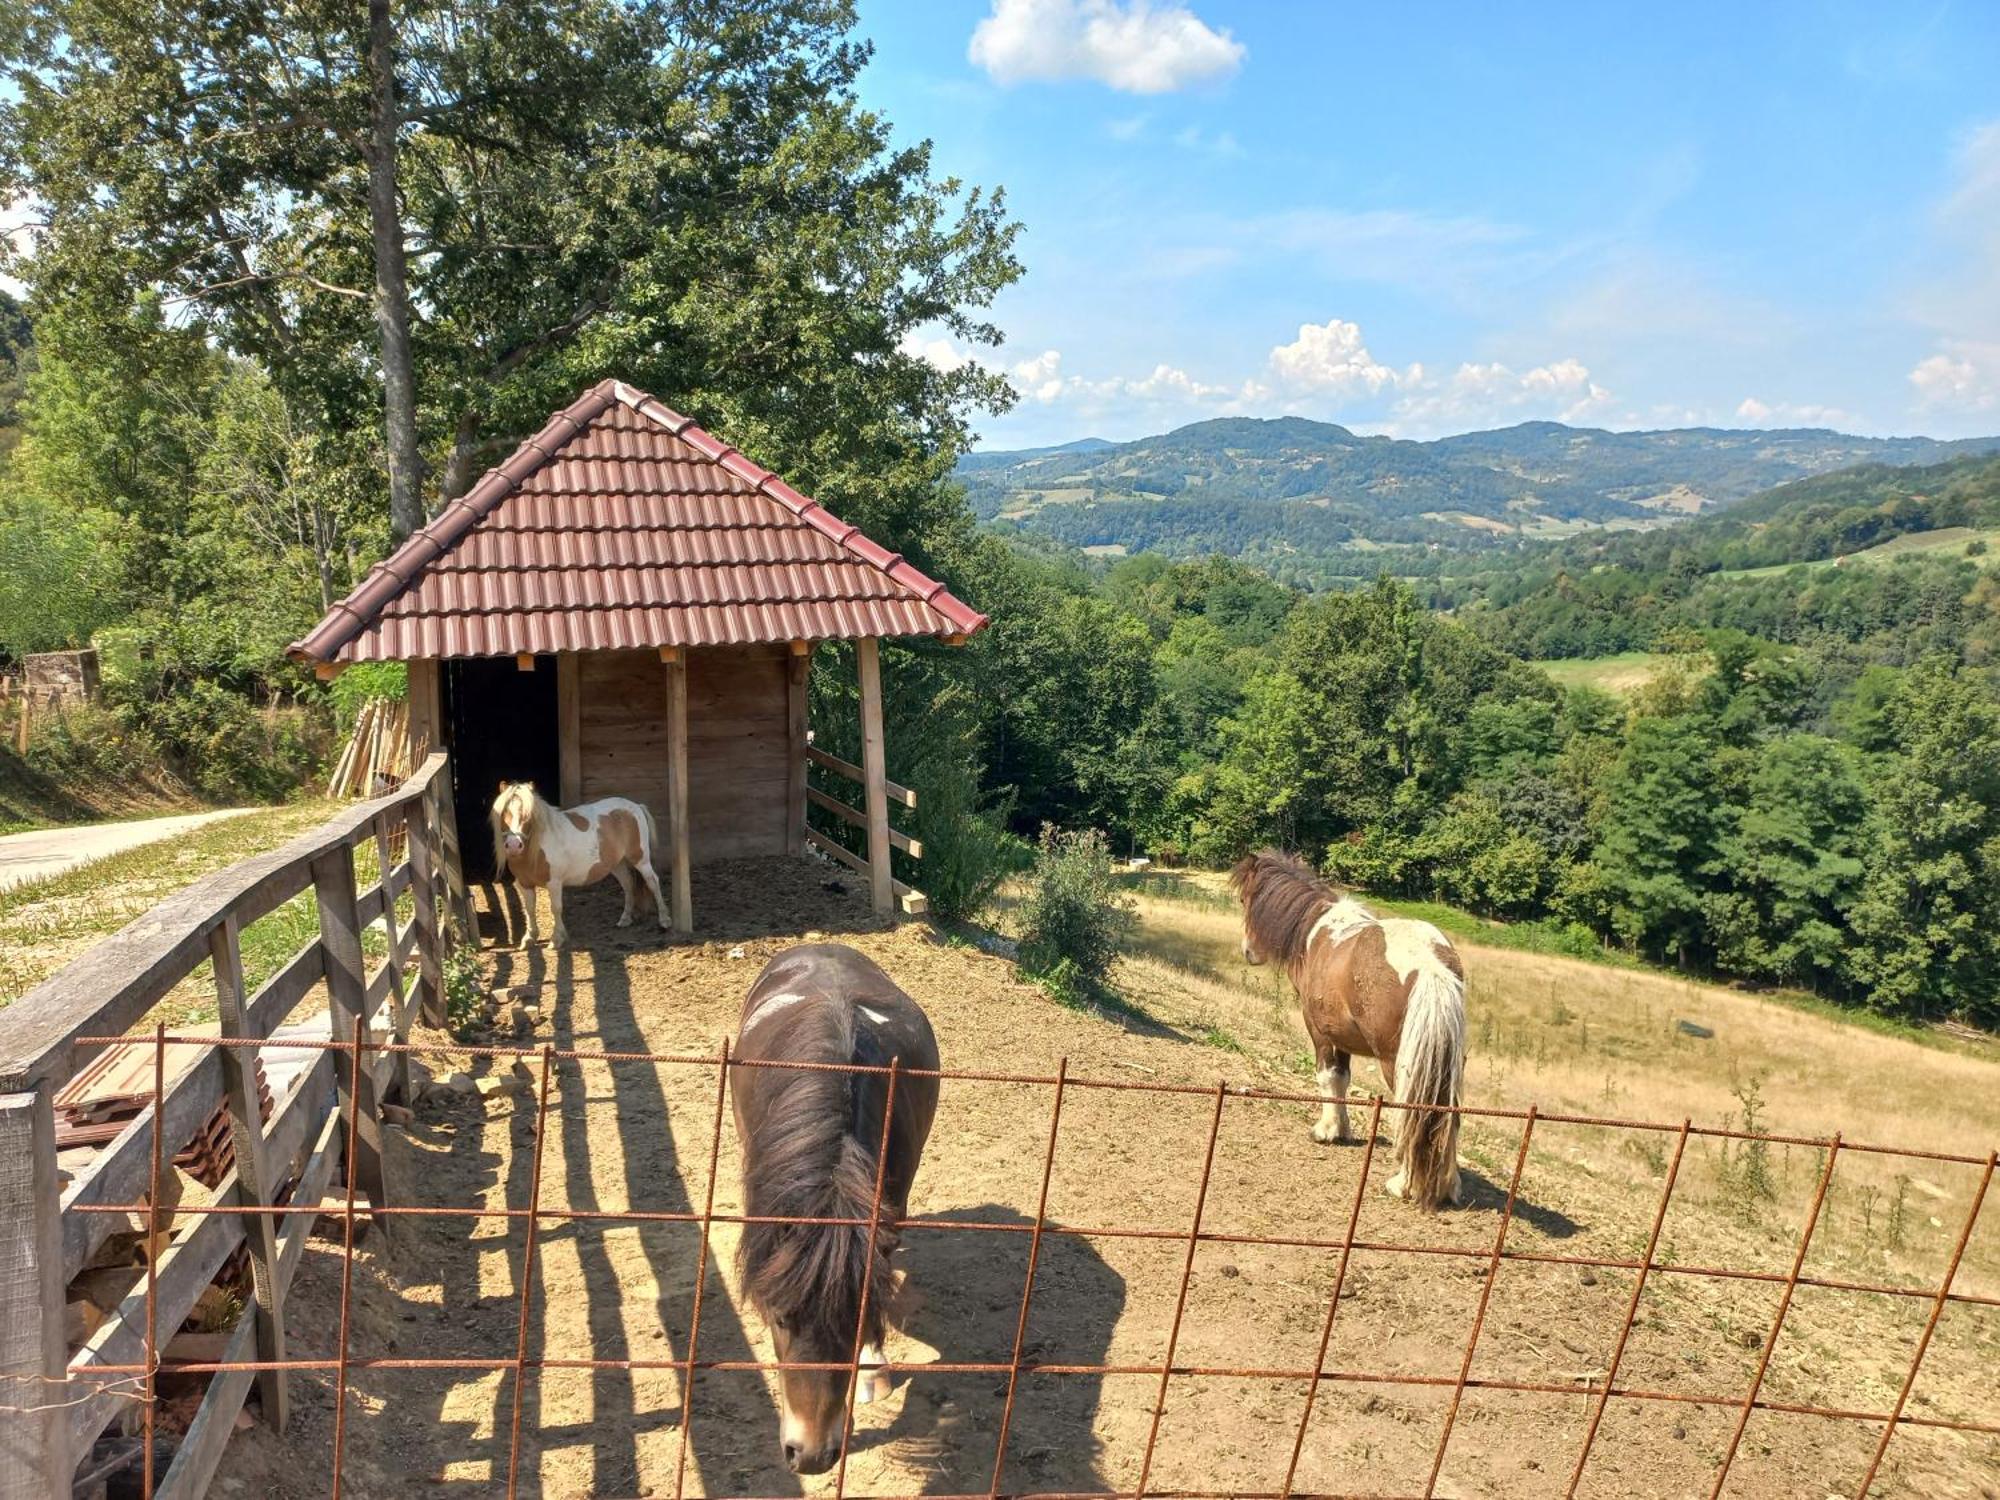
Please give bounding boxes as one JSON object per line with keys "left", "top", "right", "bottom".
{"left": 288, "top": 380, "right": 987, "bottom": 665}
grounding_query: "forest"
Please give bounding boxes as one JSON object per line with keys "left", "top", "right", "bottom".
{"left": 1, "top": 0, "right": 1996, "bottom": 1030}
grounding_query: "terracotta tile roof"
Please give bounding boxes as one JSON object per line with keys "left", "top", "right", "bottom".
{"left": 288, "top": 380, "right": 988, "bottom": 664}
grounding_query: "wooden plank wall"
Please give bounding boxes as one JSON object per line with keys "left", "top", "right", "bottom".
{"left": 577, "top": 645, "right": 790, "bottom": 862}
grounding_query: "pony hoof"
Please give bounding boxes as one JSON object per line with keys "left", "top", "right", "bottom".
{"left": 616, "top": 914, "right": 633, "bottom": 928}
{"left": 1383, "top": 1171, "right": 1410, "bottom": 1200}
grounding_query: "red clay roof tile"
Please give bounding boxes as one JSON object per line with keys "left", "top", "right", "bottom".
{"left": 288, "top": 380, "right": 987, "bottom": 664}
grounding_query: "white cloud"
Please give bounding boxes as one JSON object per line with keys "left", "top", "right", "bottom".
{"left": 1389, "top": 357, "right": 1615, "bottom": 434}
{"left": 969, "top": 0, "right": 1245, "bottom": 94}
{"left": 1734, "top": 396, "right": 1856, "bottom": 428}
{"left": 1268, "top": 319, "right": 1408, "bottom": 397}
{"left": 899, "top": 333, "right": 979, "bottom": 373}
{"left": 1908, "top": 345, "right": 1999, "bottom": 413}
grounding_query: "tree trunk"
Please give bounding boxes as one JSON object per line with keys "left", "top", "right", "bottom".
{"left": 440, "top": 406, "right": 482, "bottom": 501}
{"left": 365, "top": 0, "right": 424, "bottom": 540}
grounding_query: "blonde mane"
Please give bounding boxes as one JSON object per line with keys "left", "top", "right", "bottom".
{"left": 489, "top": 781, "right": 550, "bottom": 874}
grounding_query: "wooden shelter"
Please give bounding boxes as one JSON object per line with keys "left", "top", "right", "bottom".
{"left": 289, "top": 380, "right": 987, "bottom": 930}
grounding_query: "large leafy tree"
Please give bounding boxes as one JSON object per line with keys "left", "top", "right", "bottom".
{"left": 1846, "top": 659, "right": 2000, "bottom": 1022}
{"left": 4, "top": 0, "right": 1018, "bottom": 549}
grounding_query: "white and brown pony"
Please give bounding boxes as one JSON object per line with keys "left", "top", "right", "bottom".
{"left": 1231, "top": 850, "right": 1468, "bottom": 1211}
{"left": 488, "top": 781, "right": 668, "bottom": 946}
{"left": 732, "top": 944, "right": 940, "bottom": 1476}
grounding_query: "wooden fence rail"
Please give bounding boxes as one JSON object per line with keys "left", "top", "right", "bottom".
{"left": 800, "top": 744, "right": 928, "bottom": 915}
{"left": 0, "top": 753, "right": 466, "bottom": 1500}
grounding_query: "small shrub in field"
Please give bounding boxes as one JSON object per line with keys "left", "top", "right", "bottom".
{"left": 910, "top": 742, "right": 1030, "bottom": 923}
{"left": 1017, "top": 826, "right": 1134, "bottom": 994}
{"left": 442, "top": 943, "right": 486, "bottom": 1035}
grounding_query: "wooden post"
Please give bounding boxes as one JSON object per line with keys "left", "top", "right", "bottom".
{"left": 371, "top": 814, "right": 413, "bottom": 1102}
{"left": 556, "top": 652, "right": 582, "bottom": 806}
{"left": 663, "top": 651, "right": 693, "bottom": 933}
{"left": 0, "top": 1087, "right": 70, "bottom": 1500}
{"left": 431, "top": 763, "right": 478, "bottom": 947}
{"left": 13, "top": 687, "right": 29, "bottom": 755}
{"left": 310, "top": 845, "right": 387, "bottom": 1215}
{"left": 404, "top": 790, "right": 445, "bottom": 1026}
{"left": 210, "top": 914, "right": 290, "bottom": 1431}
{"left": 786, "top": 641, "right": 811, "bottom": 857}
{"left": 856, "top": 637, "right": 893, "bottom": 915}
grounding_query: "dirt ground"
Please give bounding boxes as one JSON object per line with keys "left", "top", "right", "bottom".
{"left": 211, "top": 858, "right": 2000, "bottom": 1500}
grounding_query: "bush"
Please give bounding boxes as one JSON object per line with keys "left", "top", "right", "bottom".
{"left": 1017, "top": 826, "right": 1134, "bottom": 992}
{"left": 329, "top": 661, "right": 407, "bottom": 729}
{"left": 909, "top": 721, "right": 1030, "bottom": 923}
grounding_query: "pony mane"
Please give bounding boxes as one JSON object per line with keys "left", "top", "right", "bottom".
{"left": 1229, "top": 849, "right": 1347, "bottom": 965}
{"left": 488, "top": 781, "right": 549, "bottom": 873}
{"left": 737, "top": 1002, "right": 889, "bottom": 1356}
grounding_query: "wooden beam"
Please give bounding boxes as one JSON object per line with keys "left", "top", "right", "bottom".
{"left": 314, "top": 661, "right": 346, "bottom": 681}
{"left": 893, "top": 879, "right": 930, "bottom": 916}
{"left": 658, "top": 645, "right": 681, "bottom": 664}
{"left": 404, "top": 659, "right": 440, "bottom": 761}
{"left": 556, "top": 652, "right": 582, "bottom": 805}
{"left": 805, "top": 786, "right": 921, "bottom": 858}
{"left": 210, "top": 915, "right": 289, "bottom": 1431}
{"left": 310, "top": 845, "right": 387, "bottom": 1216}
{"left": 370, "top": 815, "right": 413, "bottom": 1103}
{"left": 804, "top": 827, "right": 869, "bottom": 875}
{"left": 804, "top": 745, "right": 916, "bottom": 809}
{"left": 664, "top": 653, "right": 693, "bottom": 933}
{"left": 515, "top": 652, "right": 535, "bottom": 671}
{"left": 0, "top": 1086, "right": 70, "bottom": 1500}
{"left": 786, "top": 644, "right": 811, "bottom": 857}
{"left": 856, "top": 637, "right": 893, "bottom": 915}
{"left": 404, "top": 791, "right": 445, "bottom": 1026}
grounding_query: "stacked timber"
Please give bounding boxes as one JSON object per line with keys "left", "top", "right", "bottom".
{"left": 327, "top": 696, "right": 411, "bottom": 798}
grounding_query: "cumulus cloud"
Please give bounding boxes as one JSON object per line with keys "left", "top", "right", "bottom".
{"left": 969, "top": 0, "right": 1245, "bottom": 94}
{"left": 1388, "top": 357, "right": 1615, "bottom": 433}
{"left": 1909, "top": 345, "right": 1999, "bottom": 413}
{"left": 1268, "top": 319, "right": 1408, "bottom": 397}
{"left": 1734, "top": 396, "right": 1856, "bottom": 428}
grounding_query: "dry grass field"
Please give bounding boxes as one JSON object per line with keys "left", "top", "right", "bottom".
{"left": 202, "top": 861, "right": 1999, "bottom": 1499}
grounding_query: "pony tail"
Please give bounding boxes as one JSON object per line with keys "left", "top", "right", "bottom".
{"left": 1391, "top": 964, "right": 1467, "bottom": 1212}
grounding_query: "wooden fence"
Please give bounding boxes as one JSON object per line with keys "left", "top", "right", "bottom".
{"left": 801, "top": 741, "right": 928, "bottom": 915}
{"left": 0, "top": 753, "right": 471, "bottom": 1500}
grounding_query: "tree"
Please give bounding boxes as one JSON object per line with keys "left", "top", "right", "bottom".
{"left": 1593, "top": 713, "right": 1731, "bottom": 961}
{"left": 1705, "top": 735, "right": 1866, "bottom": 988}
{"left": 5, "top": 0, "right": 1019, "bottom": 546}
{"left": 1846, "top": 660, "right": 2000, "bottom": 1021}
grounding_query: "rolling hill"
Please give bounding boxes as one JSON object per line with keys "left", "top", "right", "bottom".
{"left": 959, "top": 416, "right": 2000, "bottom": 569}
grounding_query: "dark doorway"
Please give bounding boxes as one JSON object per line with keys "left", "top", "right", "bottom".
{"left": 444, "top": 655, "right": 560, "bottom": 881}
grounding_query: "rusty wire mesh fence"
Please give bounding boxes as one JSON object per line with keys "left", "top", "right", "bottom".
{"left": 69, "top": 1023, "right": 2000, "bottom": 1500}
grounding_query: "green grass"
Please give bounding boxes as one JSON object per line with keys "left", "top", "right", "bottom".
{"left": 1715, "top": 525, "right": 2000, "bottom": 579}
{"left": 0, "top": 800, "right": 402, "bottom": 1026}
{"left": 1530, "top": 651, "right": 1677, "bottom": 695}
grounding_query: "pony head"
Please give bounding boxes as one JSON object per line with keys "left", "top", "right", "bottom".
{"left": 1230, "top": 849, "right": 1342, "bottom": 967}
{"left": 489, "top": 781, "right": 543, "bottom": 865}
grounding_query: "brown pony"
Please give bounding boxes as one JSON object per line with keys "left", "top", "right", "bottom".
{"left": 731, "top": 944, "right": 940, "bottom": 1475}
{"left": 1230, "top": 850, "right": 1468, "bottom": 1211}
{"left": 488, "top": 781, "right": 666, "bottom": 946}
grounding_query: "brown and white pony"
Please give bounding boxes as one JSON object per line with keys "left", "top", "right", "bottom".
{"left": 488, "top": 781, "right": 667, "bottom": 946}
{"left": 732, "top": 944, "right": 940, "bottom": 1476}
{"left": 1231, "top": 850, "right": 1468, "bottom": 1211}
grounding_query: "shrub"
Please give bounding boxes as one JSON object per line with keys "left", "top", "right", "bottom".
{"left": 1017, "top": 826, "right": 1134, "bottom": 992}
{"left": 329, "top": 661, "right": 407, "bottom": 729}
{"left": 907, "top": 703, "right": 1031, "bottom": 923}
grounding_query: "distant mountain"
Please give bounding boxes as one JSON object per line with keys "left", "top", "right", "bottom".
{"left": 957, "top": 417, "right": 2000, "bottom": 570}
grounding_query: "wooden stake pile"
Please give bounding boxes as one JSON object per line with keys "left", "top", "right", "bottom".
{"left": 327, "top": 696, "right": 411, "bottom": 798}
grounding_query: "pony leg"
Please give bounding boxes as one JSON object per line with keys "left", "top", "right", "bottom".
{"left": 548, "top": 882, "right": 569, "bottom": 946}
{"left": 857, "top": 1340, "right": 891, "bottom": 1405}
{"left": 1311, "top": 1049, "right": 1352, "bottom": 1144}
{"left": 636, "top": 858, "right": 669, "bottom": 930}
{"left": 517, "top": 881, "right": 540, "bottom": 946}
{"left": 612, "top": 865, "right": 638, "bottom": 927}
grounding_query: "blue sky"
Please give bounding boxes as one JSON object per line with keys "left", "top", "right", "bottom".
{"left": 855, "top": 1, "right": 2000, "bottom": 449}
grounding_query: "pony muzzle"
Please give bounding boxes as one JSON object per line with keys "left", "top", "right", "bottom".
{"left": 502, "top": 833, "right": 525, "bottom": 855}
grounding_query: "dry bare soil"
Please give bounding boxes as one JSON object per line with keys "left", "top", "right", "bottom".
{"left": 213, "top": 861, "right": 2000, "bottom": 1500}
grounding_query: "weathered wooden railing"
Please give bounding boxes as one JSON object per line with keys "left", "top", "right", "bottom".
{"left": 792, "top": 638, "right": 929, "bottom": 917}
{"left": 0, "top": 753, "right": 467, "bottom": 1500}
{"left": 801, "top": 744, "right": 928, "bottom": 915}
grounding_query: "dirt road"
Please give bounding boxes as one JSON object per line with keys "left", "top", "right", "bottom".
{"left": 0, "top": 807, "right": 254, "bottom": 892}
